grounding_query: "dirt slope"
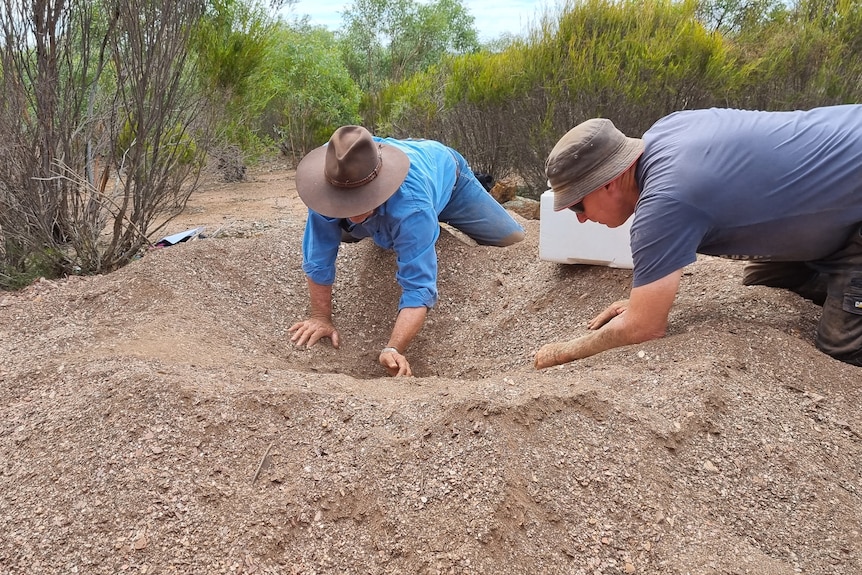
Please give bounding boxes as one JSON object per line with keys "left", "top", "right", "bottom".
{"left": 1, "top": 166, "right": 860, "bottom": 575}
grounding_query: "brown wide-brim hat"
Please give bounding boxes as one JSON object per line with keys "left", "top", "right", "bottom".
{"left": 296, "top": 125, "right": 410, "bottom": 218}
{"left": 545, "top": 118, "right": 644, "bottom": 211}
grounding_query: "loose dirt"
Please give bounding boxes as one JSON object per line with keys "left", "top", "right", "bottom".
{"left": 1, "top": 164, "right": 860, "bottom": 575}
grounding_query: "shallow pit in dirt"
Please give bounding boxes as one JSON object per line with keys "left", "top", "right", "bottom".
{"left": 78, "top": 220, "right": 637, "bottom": 381}
{"left": 48, "top": 214, "right": 827, "bottom": 387}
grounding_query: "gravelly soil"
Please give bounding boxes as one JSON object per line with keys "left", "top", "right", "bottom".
{"left": 1, "top": 165, "right": 860, "bottom": 575}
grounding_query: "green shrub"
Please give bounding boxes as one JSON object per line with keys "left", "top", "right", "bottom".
{"left": 380, "top": 0, "right": 741, "bottom": 190}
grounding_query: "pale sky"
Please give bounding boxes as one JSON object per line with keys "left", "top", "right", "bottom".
{"left": 284, "top": 0, "right": 555, "bottom": 42}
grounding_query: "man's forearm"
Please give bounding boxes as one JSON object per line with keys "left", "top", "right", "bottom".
{"left": 547, "top": 324, "right": 635, "bottom": 363}
{"left": 306, "top": 277, "right": 333, "bottom": 319}
{"left": 387, "top": 306, "right": 427, "bottom": 353}
{"left": 536, "top": 316, "right": 652, "bottom": 368}
{"left": 537, "top": 270, "right": 680, "bottom": 369}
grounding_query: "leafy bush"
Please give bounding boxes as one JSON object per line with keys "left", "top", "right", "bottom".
{"left": 192, "top": 0, "right": 278, "bottom": 156}
{"left": 728, "top": 0, "right": 862, "bottom": 109}
{"left": 0, "top": 0, "right": 213, "bottom": 286}
{"left": 264, "top": 22, "right": 362, "bottom": 158}
{"left": 381, "top": 0, "right": 740, "bottom": 192}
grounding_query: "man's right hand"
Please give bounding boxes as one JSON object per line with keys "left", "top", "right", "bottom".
{"left": 379, "top": 349, "right": 412, "bottom": 377}
{"left": 289, "top": 317, "right": 340, "bottom": 349}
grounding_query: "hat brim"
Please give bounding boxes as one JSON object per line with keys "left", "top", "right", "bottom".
{"left": 296, "top": 143, "right": 410, "bottom": 218}
{"left": 552, "top": 137, "right": 644, "bottom": 211}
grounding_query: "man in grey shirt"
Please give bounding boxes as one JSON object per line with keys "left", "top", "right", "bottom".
{"left": 535, "top": 105, "right": 862, "bottom": 368}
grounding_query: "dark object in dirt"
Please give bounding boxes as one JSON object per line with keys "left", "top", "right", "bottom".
{"left": 474, "top": 171, "right": 494, "bottom": 192}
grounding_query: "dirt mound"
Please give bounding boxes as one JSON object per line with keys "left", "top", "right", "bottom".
{"left": 1, "top": 168, "right": 860, "bottom": 574}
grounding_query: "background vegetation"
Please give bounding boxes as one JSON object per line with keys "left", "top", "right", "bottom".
{"left": 1, "top": 0, "right": 860, "bottom": 288}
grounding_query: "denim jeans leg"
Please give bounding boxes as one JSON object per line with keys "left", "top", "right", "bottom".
{"left": 437, "top": 151, "right": 525, "bottom": 247}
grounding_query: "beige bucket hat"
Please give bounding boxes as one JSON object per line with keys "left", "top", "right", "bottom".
{"left": 546, "top": 118, "right": 644, "bottom": 211}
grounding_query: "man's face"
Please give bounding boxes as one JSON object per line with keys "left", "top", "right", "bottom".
{"left": 347, "top": 209, "right": 375, "bottom": 224}
{"left": 573, "top": 181, "right": 633, "bottom": 229}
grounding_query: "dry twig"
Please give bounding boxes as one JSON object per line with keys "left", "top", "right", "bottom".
{"left": 252, "top": 442, "right": 274, "bottom": 484}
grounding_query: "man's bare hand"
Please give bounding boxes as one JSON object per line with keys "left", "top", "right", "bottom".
{"left": 289, "top": 317, "right": 340, "bottom": 349}
{"left": 588, "top": 299, "right": 629, "bottom": 330}
{"left": 379, "top": 349, "right": 412, "bottom": 377}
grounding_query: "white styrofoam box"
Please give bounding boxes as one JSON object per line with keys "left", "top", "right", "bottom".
{"left": 539, "top": 190, "right": 633, "bottom": 268}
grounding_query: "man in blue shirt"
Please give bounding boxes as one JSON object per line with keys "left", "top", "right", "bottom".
{"left": 535, "top": 105, "right": 862, "bottom": 369}
{"left": 289, "top": 125, "right": 525, "bottom": 377}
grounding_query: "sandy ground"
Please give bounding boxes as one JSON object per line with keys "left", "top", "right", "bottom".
{"left": 1, "top": 164, "right": 861, "bottom": 575}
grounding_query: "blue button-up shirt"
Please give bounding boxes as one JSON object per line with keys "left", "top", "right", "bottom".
{"left": 301, "top": 137, "right": 458, "bottom": 309}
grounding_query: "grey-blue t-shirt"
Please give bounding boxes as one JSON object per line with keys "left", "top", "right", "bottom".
{"left": 631, "top": 105, "right": 862, "bottom": 287}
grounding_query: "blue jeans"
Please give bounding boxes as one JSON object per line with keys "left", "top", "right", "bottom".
{"left": 437, "top": 149, "right": 525, "bottom": 247}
